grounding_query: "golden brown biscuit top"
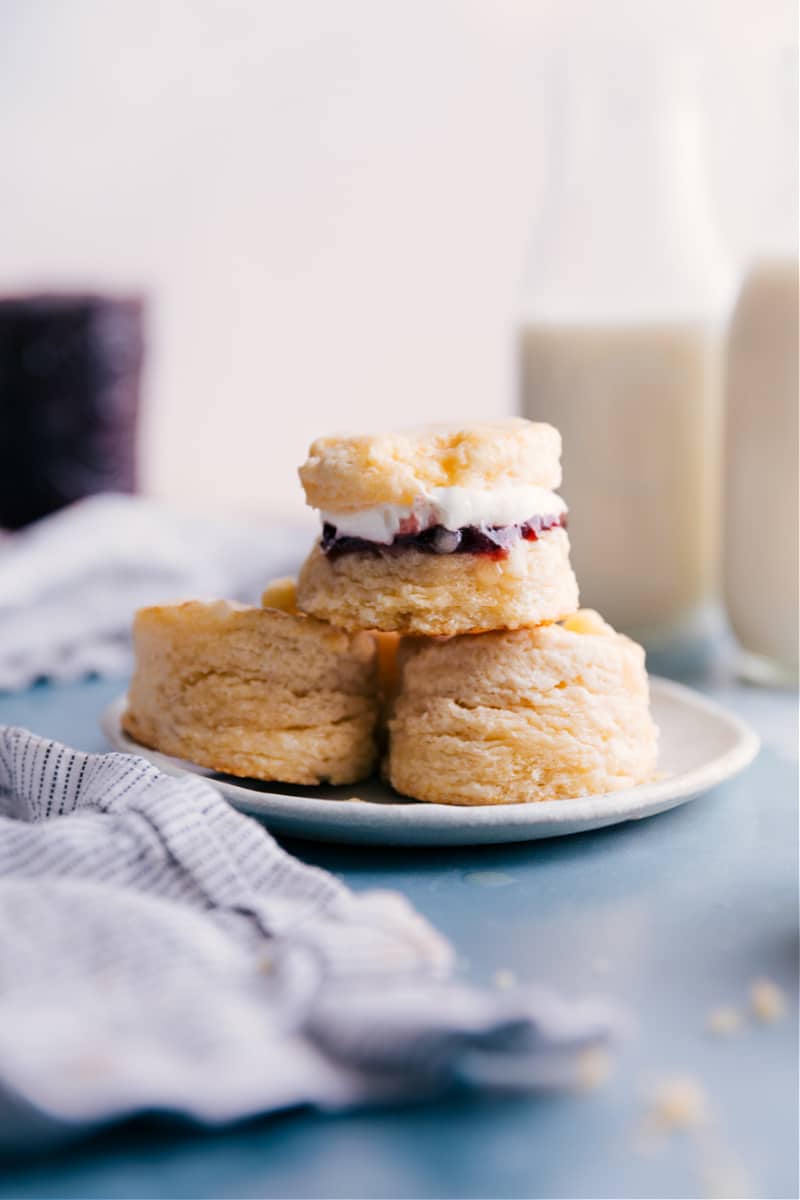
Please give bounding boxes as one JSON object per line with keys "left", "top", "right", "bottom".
{"left": 133, "top": 599, "right": 375, "bottom": 665}
{"left": 395, "top": 611, "right": 646, "bottom": 700}
{"left": 298, "top": 418, "right": 562, "bottom": 513}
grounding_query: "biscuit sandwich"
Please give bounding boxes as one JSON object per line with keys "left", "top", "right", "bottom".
{"left": 296, "top": 418, "right": 579, "bottom": 635}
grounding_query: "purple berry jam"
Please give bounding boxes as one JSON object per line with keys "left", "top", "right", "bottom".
{"left": 321, "top": 512, "right": 567, "bottom": 561}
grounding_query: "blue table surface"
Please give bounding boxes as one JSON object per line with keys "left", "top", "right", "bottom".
{"left": 0, "top": 666, "right": 796, "bottom": 1200}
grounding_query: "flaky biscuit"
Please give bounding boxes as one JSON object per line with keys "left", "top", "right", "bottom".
{"left": 299, "top": 419, "right": 561, "bottom": 513}
{"left": 122, "top": 600, "right": 378, "bottom": 785}
{"left": 296, "top": 528, "right": 579, "bottom": 635}
{"left": 387, "top": 610, "right": 658, "bottom": 805}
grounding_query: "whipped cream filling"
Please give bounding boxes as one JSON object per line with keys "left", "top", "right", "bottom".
{"left": 320, "top": 485, "right": 567, "bottom": 545}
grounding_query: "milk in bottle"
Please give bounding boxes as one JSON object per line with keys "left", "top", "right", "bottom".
{"left": 723, "top": 260, "right": 799, "bottom": 684}
{"left": 518, "top": 50, "right": 731, "bottom": 651}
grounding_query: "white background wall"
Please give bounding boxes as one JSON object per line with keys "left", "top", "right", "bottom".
{"left": 1, "top": 0, "right": 796, "bottom": 521}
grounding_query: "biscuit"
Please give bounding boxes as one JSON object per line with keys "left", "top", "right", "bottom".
{"left": 297, "top": 528, "right": 579, "bottom": 635}
{"left": 386, "top": 610, "right": 658, "bottom": 805}
{"left": 374, "top": 630, "right": 401, "bottom": 700}
{"left": 122, "top": 600, "right": 378, "bottom": 785}
{"left": 260, "top": 576, "right": 299, "bottom": 612}
{"left": 296, "top": 418, "right": 575, "bottom": 635}
{"left": 299, "top": 419, "right": 562, "bottom": 513}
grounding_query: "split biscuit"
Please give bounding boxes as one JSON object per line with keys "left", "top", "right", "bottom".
{"left": 297, "top": 419, "right": 576, "bottom": 635}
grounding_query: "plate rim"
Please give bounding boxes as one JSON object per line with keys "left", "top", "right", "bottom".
{"left": 99, "top": 678, "right": 760, "bottom": 837}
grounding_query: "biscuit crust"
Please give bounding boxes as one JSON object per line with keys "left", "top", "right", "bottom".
{"left": 299, "top": 419, "right": 562, "bottom": 513}
{"left": 122, "top": 600, "right": 378, "bottom": 785}
{"left": 387, "top": 614, "right": 658, "bottom": 805}
{"left": 296, "top": 528, "right": 579, "bottom": 635}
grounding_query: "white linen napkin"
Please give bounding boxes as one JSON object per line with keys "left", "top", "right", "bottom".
{"left": 0, "top": 494, "right": 306, "bottom": 691}
{"left": 0, "top": 726, "right": 623, "bottom": 1149}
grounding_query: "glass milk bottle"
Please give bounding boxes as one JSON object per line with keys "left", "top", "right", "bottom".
{"left": 722, "top": 45, "right": 798, "bottom": 686}
{"left": 518, "top": 51, "right": 732, "bottom": 656}
{"left": 723, "top": 261, "right": 798, "bottom": 685}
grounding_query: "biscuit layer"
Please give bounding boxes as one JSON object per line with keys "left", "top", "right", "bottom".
{"left": 297, "top": 527, "right": 579, "bottom": 635}
{"left": 122, "top": 600, "right": 378, "bottom": 785}
{"left": 299, "top": 419, "right": 561, "bottom": 513}
{"left": 387, "top": 613, "right": 658, "bottom": 805}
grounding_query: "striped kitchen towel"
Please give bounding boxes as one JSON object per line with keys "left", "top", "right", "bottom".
{"left": 0, "top": 725, "right": 623, "bottom": 1150}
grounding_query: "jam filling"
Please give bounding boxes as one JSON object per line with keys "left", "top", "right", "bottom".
{"left": 321, "top": 512, "right": 567, "bottom": 561}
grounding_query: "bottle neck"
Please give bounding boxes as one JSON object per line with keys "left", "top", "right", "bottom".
{"left": 521, "top": 50, "right": 732, "bottom": 323}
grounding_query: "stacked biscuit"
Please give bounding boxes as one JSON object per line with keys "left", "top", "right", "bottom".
{"left": 124, "top": 419, "right": 658, "bottom": 804}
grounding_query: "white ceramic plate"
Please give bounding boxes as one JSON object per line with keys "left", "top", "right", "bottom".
{"left": 100, "top": 679, "right": 759, "bottom": 846}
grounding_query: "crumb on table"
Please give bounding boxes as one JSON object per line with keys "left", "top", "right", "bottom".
{"left": 750, "top": 977, "right": 787, "bottom": 1023}
{"left": 575, "top": 1046, "right": 613, "bottom": 1091}
{"left": 706, "top": 1006, "right": 743, "bottom": 1036}
{"left": 648, "top": 1075, "right": 709, "bottom": 1132}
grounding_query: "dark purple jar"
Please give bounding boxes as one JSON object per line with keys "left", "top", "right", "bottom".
{"left": 0, "top": 293, "right": 145, "bottom": 529}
